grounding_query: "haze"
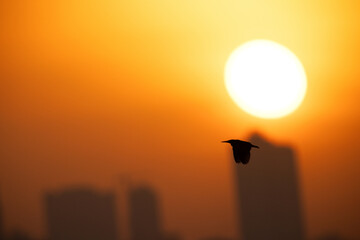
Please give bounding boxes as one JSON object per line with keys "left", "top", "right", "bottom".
{"left": 0, "top": 1, "right": 359, "bottom": 240}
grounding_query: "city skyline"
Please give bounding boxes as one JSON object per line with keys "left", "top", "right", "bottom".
{"left": 234, "top": 133, "right": 304, "bottom": 240}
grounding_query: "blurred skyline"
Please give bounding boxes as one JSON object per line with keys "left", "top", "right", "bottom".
{"left": 1, "top": 1, "right": 360, "bottom": 240}
{"left": 46, "top": 188, "right": 118, "bottom": 240}
{"left": 234, "top": 134, "right": 304, "bottom": 240}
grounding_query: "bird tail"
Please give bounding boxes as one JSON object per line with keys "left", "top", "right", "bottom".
{"left": 251, "top": 144, "right": 260, "bottom": 148}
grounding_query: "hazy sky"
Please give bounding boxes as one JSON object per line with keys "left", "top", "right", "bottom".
{"left": 1, "top": 1, "right": 360, "bottom": 240}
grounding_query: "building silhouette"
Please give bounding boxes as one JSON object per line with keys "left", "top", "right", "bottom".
{"left": 233, "top": 133, "right": 304, "bottom": 240}
{"left": 129, "top": 186, "right": 163, "bottom": 240}
{"left": 45, "top": 188, "right": 118, "bottom": 240}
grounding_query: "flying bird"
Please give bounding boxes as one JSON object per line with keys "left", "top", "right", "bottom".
{"left": 222, "top": 139, "right": 259, "bottom": 164}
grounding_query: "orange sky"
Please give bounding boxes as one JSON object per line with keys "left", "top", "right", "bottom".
{"left": 1, "top": 1, "right": 360, "bottom": 240}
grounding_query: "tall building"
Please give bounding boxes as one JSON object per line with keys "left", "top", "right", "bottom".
{"left": 129, "top": 186, "right": 163, "bottom": 240}
{"left": 233, "top": 134, "right": 304, "bottom": 240}
{"left": 45, "top": 188, "right": 118, "bottom": 240}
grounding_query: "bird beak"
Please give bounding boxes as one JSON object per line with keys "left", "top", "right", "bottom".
{"left": 222, "top": 140, "right": 230, "bottom": 143}
{"left": 251, "top": 144, "right": 260, "bottom": 148}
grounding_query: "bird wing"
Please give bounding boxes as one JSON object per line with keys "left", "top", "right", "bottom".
{"left": 232, "top": 147, "right": 250, "bottom": 164}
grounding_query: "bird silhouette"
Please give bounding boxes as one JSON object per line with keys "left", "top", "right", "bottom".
{"left": 222, "top": 139, "right": 259, "bottom": 164}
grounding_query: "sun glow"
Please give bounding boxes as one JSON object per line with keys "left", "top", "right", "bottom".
{"left": 225, "top": 40, "right": 307, "bottom": 119}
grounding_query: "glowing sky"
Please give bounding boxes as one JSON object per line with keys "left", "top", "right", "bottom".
{"left": 0, "top": 1, "right": 360, "bottom": 240}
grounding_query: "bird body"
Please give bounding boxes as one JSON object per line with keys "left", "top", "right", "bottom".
{"left": 222, "top": 139, "right": 259, "bottom": 164}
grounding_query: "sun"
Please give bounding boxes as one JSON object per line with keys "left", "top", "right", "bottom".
{"left": 224, "top": 40, "right": 307, "bottom": 119}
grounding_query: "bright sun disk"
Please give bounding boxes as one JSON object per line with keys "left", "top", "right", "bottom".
{"left": 224, "top": 39, "right": 307, "bottom": 119}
